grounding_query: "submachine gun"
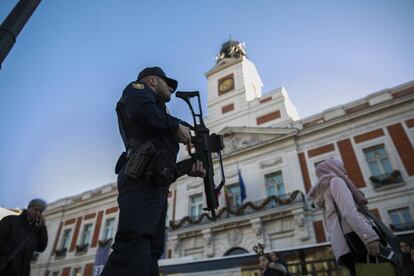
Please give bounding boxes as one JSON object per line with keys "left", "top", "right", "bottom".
{"left": 175, "top": 91, "right": 226, "bottom": 219}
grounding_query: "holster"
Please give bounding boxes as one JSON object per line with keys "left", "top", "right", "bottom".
{"left": 124, "top": 140, "right": 156, "bottom": 180}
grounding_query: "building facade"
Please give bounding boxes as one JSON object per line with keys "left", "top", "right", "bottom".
{"left": 31, "top": 41, "right": 414, "bottom": 276}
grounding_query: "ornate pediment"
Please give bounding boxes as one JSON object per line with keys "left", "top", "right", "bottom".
{"left": 219, "top": 127, "right": 296, "bottom": 155}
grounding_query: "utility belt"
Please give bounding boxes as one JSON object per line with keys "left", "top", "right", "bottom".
{"left": 115, "top": 140, "right": 176, "bottom": 186}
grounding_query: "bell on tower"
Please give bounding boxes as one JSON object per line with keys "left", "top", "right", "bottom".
{"left": 216, "top": 39, "right": 247, "bottom": 62}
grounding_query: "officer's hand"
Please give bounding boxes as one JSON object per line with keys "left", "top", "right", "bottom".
{"left": 367, "top": 240, "right": 380, "bottom": 256}
{"left": 188, "top": 160, "right": 206, "bottom": 178}
{"left": 37, "top": 215, "right": 45, "bottom": 227}
{"left": 176, "top": 124, "right": 191, "bottom": 145}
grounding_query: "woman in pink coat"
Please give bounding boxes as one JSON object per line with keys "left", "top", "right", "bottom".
{"left": 307, "top": 158, "right": 380, "bottom": 276}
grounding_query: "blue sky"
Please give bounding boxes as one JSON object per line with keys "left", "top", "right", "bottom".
{"left": 0, "top": 0, "right": 413, "bottom": 208}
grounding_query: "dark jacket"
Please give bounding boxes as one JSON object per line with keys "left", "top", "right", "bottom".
{"left": 263, "top": 267, "right": 280, "bottom": 276}
{"left": 114, "top": 81, "right": 181, "bottom": 236}
{"left": 268, "top": 258, "right": 290, "bottom": 276}
{"left": 118, "top": 81, "right": 180, "bottom": 167}
{"left": 0, "top": 210, "right": 48, "bottom": 276}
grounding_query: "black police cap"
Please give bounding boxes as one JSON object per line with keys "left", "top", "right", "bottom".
{"left": 137, "top": 66, "right": 178, "bottom": 92}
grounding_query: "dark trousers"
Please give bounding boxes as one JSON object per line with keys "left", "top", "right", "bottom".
{"left": 101, "top": 171, "right": 169, "bottom": 276}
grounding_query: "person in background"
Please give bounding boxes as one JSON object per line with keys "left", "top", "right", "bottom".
{"left": 268, "top": 251, "right": 290, "bottom": 276}
{"left": 0, "top": 199, "right": 48, "bottom": 276}
{"left": 259, "top": 254, "right": 279, "bottom": 276}
{"left": 409, "top": 248, "right": 414, "bottom": 274}
{"left": 307, "top": 158, "right": 380, "bottom": 276}
{"left": 400, "top": 241, "right": 413, "bottom": 265}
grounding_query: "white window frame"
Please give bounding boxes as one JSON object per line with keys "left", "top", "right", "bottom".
{"left": 258, "top": 154, "right": 290, "bottom": 199}
{"left": 362, "top": 144, "right": 393, "bottom": 176}
{"left": 224, "top": 183, "right": 242, "bottom": 208}
{"left": 72, "top": 267, "right": 82, "bottom": 276}
{"left": 78, "top": 223, "right": 93, "bottom": 246}
{"left": 388, "top": 206, "right": 414, "bottom": 226}
{"left": 59, "top": 227, "right": 73, "bottom": 250}
{"left": 402, "top": 121, "right": 414, "bottom": 152}
{"left": 384, "top": 203, "right": 414, "bottom": 227}
{"left": 264, "top": 170, "right": 285, "bottom": 197}
{"left": 189, "top": 193, "right": 203, "bottom": 219}
{"left": 353, "top": 134, "right": 403, "bottom": 189}
{"left": 101, "top": 216, "right": 117, "bottom": 242}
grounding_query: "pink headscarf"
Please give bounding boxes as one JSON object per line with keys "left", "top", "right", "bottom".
{"left": 307, "top": 158, "right": 368, "bottom": 209}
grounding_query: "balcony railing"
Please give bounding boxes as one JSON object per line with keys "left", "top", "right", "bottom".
{"left": 75, "top": 243, "right": 89, "bottom": 253}
{"left": 169, "top": 190, "right": 305, "bottom": 230}
{"left": 54, "top": 248, "right": 67, "bottom": 258}
{"left": 369, "top": 170, "right": 402, "bottom": 189}
{"left": 98, "top": 238, "right": 113, "bottom": 247}
{"left": 390, "top": 221, "right": 414, "bottom": 232}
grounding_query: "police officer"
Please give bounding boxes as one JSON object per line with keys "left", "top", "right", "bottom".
{"left": 101, "top": 67, "right": 205, "bottom": 276}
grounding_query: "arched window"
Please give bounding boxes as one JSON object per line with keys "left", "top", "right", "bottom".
{"left": 224, "top": 247, "right": 249, "bottom": 256}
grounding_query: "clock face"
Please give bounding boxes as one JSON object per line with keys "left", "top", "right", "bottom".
{"left": 218, "top": 75, "right": 234, "bottom": 94}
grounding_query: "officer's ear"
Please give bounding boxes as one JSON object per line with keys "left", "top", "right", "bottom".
{"left": 150, "top": 76, "right": 160, "bottom": 86}
{"left": 141, "top": 76, "right": 158, "bottom": 89}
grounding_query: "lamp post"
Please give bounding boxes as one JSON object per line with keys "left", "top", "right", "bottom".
{"left": 0, "top": 0, "right": 41, "bottom": 69}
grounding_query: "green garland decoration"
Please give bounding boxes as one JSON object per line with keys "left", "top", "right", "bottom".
{"left": 169, "top": 190, "right": 305, "bottom": 230}
{"left": 369, "top": 170, "right": 401, "bottom": 186}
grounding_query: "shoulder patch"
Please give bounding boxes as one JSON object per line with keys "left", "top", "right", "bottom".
{"left": 132, "top": 82, "right": 144, "bottom": 90}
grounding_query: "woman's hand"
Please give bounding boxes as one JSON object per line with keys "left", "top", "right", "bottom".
{"left": 367, "top": 240, "right": 380, "bottom": 256}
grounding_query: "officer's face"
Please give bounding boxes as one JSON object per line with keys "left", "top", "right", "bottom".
{"left": 155, "top": 77, "right": 173, "bottom": 102}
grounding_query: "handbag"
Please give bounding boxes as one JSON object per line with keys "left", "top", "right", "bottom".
{"left": 355, "top": 256, "right": 395, "bottom": 276}
{"left": 333, "top": 200, "right": 367, "bottom": 255}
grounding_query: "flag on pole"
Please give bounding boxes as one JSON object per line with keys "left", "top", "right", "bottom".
{"left": 238, "top": 169, "right": 247, "bottom": 202}
{"left": 93, "top": 244, "right": 111, "bottom": 276}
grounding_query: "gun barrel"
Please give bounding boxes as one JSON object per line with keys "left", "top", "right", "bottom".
{"left": 175, "top": 91, "right": 199, "bottom": 98}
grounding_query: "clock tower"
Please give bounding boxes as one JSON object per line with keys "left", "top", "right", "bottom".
{"left": 204, "top": 40, "right": 264, "bottom": 132}
{"left": 204, "top": 40, "right": 299, "bottom": 133}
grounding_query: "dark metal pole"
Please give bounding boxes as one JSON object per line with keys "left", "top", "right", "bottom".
{"left": 0, "top": 0, "right": 41, "bottom": 69}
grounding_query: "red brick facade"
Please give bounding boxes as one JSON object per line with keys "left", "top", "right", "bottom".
{"left": 392, "top": 87, "right": 414, "bottom": 98}
{"left": 91, "top": 210, "right": 104, "bottom": 248}
{"left": 313, "top": 220, "right": 327, "bottom": 243}
{"left": 62, "top": 267, "right": 71, "bottom": 276}
{"left": 51, "top": 222, "right": 63, "bottom": 255}
{"left": 307, "top": 144, "right": 335, "bottom": 158}
{"left": 259, "top": 97, "right": 272, "bottom": 104}
{"left": 298, "top": 153, "right": 312, "bottom": 192}
{"left": 256, "top": 111, "right": 281, "bottom": 125}
{"left": 369, "top": 208, "right": 381, "bottom": 222}
{"left": 83, "top": 263, "right": 94, "bottom": 276}
{"left": 84, "top": 213, "right": 96, "bottom": 220}
{"left": 345, "top": 102, "right": 369, "bottom": 114}
{"left": 303, "top": 117, "right": 324, "bottom": 128}
{"left": 69, "top": 217, "right": 82, "bottom": 252}
{"left": 337, "top": 139, "right": 366, "bottom": 188}
{"left": 406, "top": 118, "right": 414, "bottom": 128}
{"left": 221, "top": 103, "right": 234, "bottom": 114}
{"left": 106, "top": 206, "right": 118, "bottom": 214}
{"left": 354, "top": 129, "right": 385, "bottom": 144}
{"left": 64, "top": 218, "right": 76, "bottom": 225}
{"left": 387, "top": 123, "right": 414, "bottom": 175}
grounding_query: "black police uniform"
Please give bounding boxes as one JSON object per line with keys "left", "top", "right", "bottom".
{"left": 101, "top": 71, "right": 180, "bottom": 276}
